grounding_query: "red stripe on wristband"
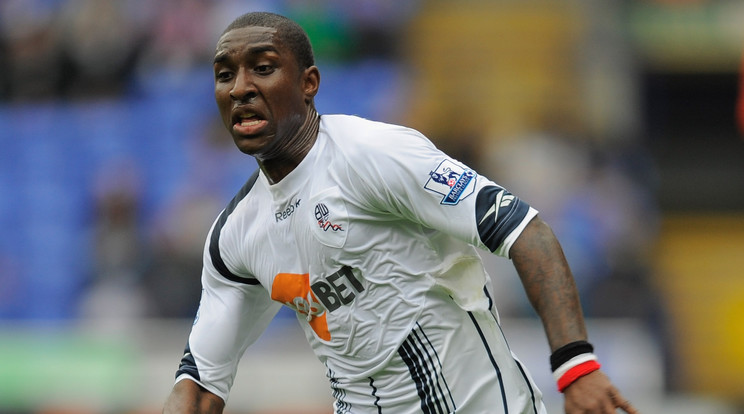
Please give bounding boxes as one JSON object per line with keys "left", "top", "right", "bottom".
{"left": 557, "top": 360, "right": 601, "bottom": 392}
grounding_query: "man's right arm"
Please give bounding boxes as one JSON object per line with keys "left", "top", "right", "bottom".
{"left": 163, "top": 379, "right": 225, "bottom": 414}
{"left": 163, "top": 195, "right": 282, "bottom": 413}
{"left": 161, "top": 272, "right": 282, "bottom": 413}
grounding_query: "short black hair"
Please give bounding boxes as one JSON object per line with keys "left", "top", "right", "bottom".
{"left": 222, "top": 12, "right": 315, "bottom": 69}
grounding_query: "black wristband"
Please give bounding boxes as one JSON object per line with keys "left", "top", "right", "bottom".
{"left": 550, "top": 340, "right": 594, "bottom": 372}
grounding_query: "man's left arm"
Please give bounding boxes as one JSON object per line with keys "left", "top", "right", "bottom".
{"left": 509, "top": 215, "right": 638, "bottom": 414}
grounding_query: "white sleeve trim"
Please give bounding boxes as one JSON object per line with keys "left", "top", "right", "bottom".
{"left": 495, "top": 207, "right": 539, "bottom": 258}
{"left": 175, "top": 373, "right": 228, "bottom": 403}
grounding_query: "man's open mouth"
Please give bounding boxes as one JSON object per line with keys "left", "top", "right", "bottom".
{"left": 233, "top": 112, "right": 268, "bottom": 135}
{"left": 238, "top": 113, "right": 261, "bottom": 126}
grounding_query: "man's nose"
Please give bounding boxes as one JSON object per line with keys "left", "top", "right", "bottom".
{"left": 229, "top": 69, "right": 257, "bottom": 102}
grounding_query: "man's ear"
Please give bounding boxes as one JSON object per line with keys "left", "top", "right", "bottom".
{"left": 303, "top": 66, "right": 320, "bottom": 101}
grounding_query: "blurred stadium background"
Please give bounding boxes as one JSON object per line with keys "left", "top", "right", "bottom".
{"left": 0, "top": 0, "right": 743, "bottom": 413}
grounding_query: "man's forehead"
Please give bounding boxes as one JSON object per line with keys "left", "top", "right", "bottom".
{"left": 215, "top": 26, "right": 280, "bottom": 51}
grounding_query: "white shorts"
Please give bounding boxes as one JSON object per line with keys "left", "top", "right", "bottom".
{"left": 325, "top": 292, "right": 547, "bottom": 414}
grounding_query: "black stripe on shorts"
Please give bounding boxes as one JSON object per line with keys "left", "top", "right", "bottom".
{"left": 467, "top": 311, "right": 509, "bottom": 413}
{"left": 368, "top": 376, "right": 382, "bottom": 414}
{"left": 481, "top": 286, "right": 539, "bottom": 414}
{"left": 398, "top": 322, "right": 456, "bottom": 414}
{"left": 327, "top": 365, "right": 352, "bottom": 413}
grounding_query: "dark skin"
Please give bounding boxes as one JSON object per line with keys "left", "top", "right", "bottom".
{"left": 163, "top": 24, "right": 639, "bottom": 414}
{"left": 163, "top": 380, "right": 224, "bottom": 414}
{"left": 212, "top": 26, "right": 320, "bottom": 184}
{"left": 511, "top": 217, "right": 638, "bottom": 413}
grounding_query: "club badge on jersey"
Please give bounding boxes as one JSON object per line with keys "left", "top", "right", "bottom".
{"left": 424, "top": 159, "right": 477, "bottom": 205}
{"left": 309, "top": 186, "right": 348, "bottom": 248}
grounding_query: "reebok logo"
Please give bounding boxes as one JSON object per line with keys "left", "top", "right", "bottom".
{"left": 275, "top": 198, "right": 301, "bottom": 222}
{"left": 474, "top": 185, "right": 529, "bottom": 253}
{"left": 478, "top": 191, "right": 515, "bottom": 225}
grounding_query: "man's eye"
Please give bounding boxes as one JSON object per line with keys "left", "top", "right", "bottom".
{"left": 215, "top": 71, "right": 233, "bottom": 82}
{"left": 255, "top": 65, "right": 274, "bottom": 74}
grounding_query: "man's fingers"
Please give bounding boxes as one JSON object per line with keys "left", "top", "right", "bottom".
{"left": 563, "top": 372, "right": 639, "bottom": 413}
{"left": 610, "top": 389, "right": 639, "bottom": 413}
{"left": 618, "top": 400, "right": 639, "bottom": 414}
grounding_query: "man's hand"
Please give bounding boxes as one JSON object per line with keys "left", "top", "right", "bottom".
{"left": 563, "top": 370, "right": 638, "bottom": 413}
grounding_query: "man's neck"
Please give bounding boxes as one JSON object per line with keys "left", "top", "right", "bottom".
{"left": 258, "top": 107, "right": 320, "bottom": 184}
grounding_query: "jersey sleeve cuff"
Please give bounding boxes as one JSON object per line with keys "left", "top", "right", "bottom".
{"left": 175, "top": 373, "right": 228, "bottom": 403}
{"left": 496, "top": 207, "right": 538, "bottom": 258}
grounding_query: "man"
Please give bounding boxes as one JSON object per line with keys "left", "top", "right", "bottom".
{"left": 163, "top": 11, "right": 638, "bottom": 414}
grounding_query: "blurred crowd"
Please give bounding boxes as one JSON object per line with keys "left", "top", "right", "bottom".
{"left": 0, "top": 1, "right": 694, "bottom": 410}
{"left": 0, "top": 0, "right": 419, "bottom": 101}
{"left": 0, "top": 0, "right": 661, "bottom": 337}
{"left": 0, "top": 0, "right": 419, "bottom": 321}
{"left": 4, "top": 1, "right": 744, "bottom": 411}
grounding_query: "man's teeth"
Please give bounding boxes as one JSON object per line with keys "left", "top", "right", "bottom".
{"left": 241, "top": 119, "right": 260, "bottom": 126}
{"left": 239, "top": 114, "right": 260, "bottom": 126}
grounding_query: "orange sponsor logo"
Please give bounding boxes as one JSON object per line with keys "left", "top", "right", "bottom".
{"left": 271, "top": 273, "right": 331, "bottom": 341}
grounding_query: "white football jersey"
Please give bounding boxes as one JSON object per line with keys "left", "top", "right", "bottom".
{"left": 175, "top": 115, "right": 546, "bottom": 413}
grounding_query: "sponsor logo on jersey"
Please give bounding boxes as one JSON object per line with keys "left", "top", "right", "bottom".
{"left": 311, "top": 266, "right": 364, "bottom": 313}
{"left": 424, "top": 159, "right": 477, "bottom": 205}
{"left": 275, "top": 198, "right": 301, "bottom": 222}
{"left": 315, "top": 202, "right": 344, "bottom": 232}
{"left": 272, "top": 272, "right": 330, "bottom": 340}
{"left": 271, "top": 266, "right": 364, "bottom": 341}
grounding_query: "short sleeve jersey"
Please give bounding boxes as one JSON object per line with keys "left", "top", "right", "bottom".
{"left": 176, "top": 115, "right": 544, "bottom": 413}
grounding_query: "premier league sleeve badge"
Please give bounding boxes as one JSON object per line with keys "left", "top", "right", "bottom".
{"left": 423, "top": 159, "right": 477, "bottom": 205}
